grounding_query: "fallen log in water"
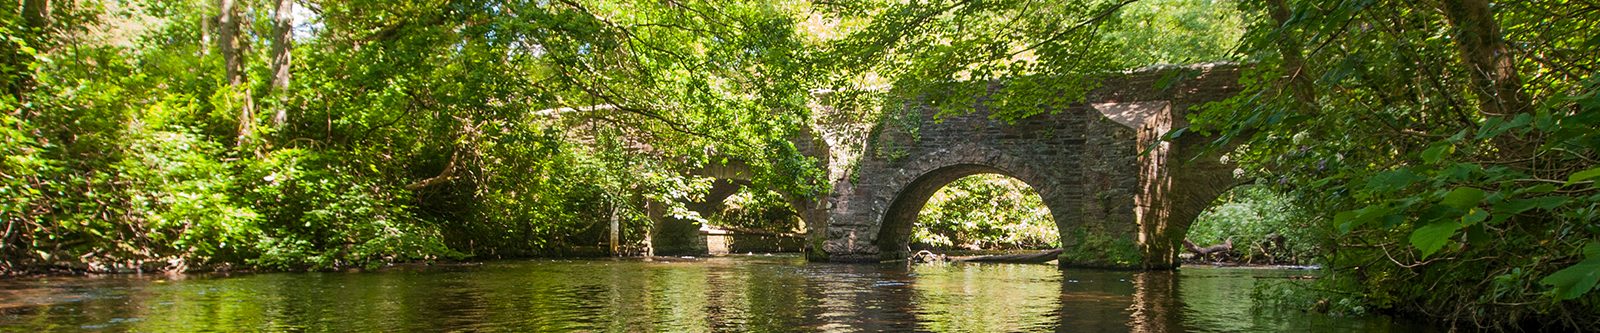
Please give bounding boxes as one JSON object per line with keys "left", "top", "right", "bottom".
{"left": 1183, "top": 238, "right": 1234, "bottom": 262}
{"left": 949, "top": 249, "right": 1064, "bottom": 264}
{"left": 910, "top": 250, "right": 945, "bottom": 263}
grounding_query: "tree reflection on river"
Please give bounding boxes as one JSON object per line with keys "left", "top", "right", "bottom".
{"left": 0, "top": 255, "right": 1432, "bottom": 332}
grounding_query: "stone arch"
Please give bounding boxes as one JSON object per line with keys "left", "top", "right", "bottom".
{"left": 649, "top": 157, "right": 827, "bottom": 256}
{"left": 870, "top": 145, "right": 1070, "bottom": 259}
{"left": 815, "top": 64, "right": 1245, "bottom": 269}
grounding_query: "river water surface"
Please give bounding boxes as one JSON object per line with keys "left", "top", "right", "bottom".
{"left": 0, "top": 255, "right": 1433, "bottom": 332}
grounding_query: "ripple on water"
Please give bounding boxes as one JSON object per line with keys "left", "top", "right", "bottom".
{"left": 0, "top": 256, "right": 1437, "bottom": 332}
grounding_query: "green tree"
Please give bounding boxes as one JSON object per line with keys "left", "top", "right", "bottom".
{"left": 913, "top": 174, "right": 1058, "bottom": 250}
{"left": 1188, "top": 0, "right": 1600, "bottom": 329}
{"left": 0, "top": 0, "right": 830, "bottom": 271}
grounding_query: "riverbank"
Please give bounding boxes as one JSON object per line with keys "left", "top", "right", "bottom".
{"left": 0, "top": 250, "right": 824, "bottom": 278}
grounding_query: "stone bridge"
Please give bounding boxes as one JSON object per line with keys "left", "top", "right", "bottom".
{"left": 646, "top": 144, "right": 831, "bottom": 256}
{"left": 815, "top": 64, "right": 1243, "bottom": 269}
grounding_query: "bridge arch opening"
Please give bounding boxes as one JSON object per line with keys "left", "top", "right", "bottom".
{"left": 911, "top": 174, "right": 1057, "bottom": 251}
{"left": 875, "top": 164, "right": 1061, "bottom": 259}
{"left": 1179, "top": 184, "right": 1314, "bottom": 265}
{"left": 649, "top": 177, "right": 816, "bottom": 256}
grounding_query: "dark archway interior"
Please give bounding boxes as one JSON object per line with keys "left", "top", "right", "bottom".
{"left": 874, "top": 164, "right": 1058, "bottom": 258}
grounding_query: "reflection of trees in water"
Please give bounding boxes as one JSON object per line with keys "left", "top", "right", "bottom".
{"left": 7, "top": 259, "right": 1428, "bottom": 332}
{"left": 735, "top": 260, "right": 824, "bottom": 329}
{"left": 807, "top": 263, "right": 920, "bottom": 331}
{"left": 910, "top": 264, "right": 1062, "bottom": 331}
{"left": 646, "top": 264, "right": 711, "bottom": 330}
{"left": 125, "top": 276, "right": 290, "bottom": 330}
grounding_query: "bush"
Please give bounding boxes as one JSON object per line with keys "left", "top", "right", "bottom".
{"left": 241, "top": 149, "right": 460, "bottom": 270}
{"left": 1186, "top": 185, "right": 1323, "bottom": 265}
{"left": 913, "top": 174, "right": 1058, "bottom": 250}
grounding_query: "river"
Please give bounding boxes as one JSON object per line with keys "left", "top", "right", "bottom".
{"left": 0, "top": 255, "right": 1434, "bottom": 332}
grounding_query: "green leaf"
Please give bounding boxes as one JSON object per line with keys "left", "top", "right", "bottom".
{"left": 1335, "top": 205, "right": 1394, "bottom": 234}
{"left": 1492, "top": 196, "right": 1568, "bottom": 220}
{"left": 1410, "top": 220, "right": 1463, "bottom": 259}
{"left": 1440, "top": 163, "right": 1483, "bottom": 181}
{"left": 1518, "top": 184, "right": 1558, "bottom": 195}
{"left": 1542, "top": 259, "right": 1600, "bottom": 300}
{"left": 1462, "top": 208, "right": 1488, "bottom": 225}
{"left": 1567, "top": 167, "right": 1600, "bottom": 185}
{"left": 1420, "top": 144, "right": 1451, "bottom": 164}
{"left": 1366, "top": 169, "right": 1421, "bottom": 193}
{"left": 1165, "top": 127, "right": 1188, "bottom": 140}
{"left": 1497, "top": 195, "right": 1561, "bottom": 212}
{"left": 1334, "top": 210, "right": 1360, "bottom": 234}
{"left": 1440, "top": 187, "right": 1486, "bottom": 210}
{"left": 1476, "top": 117, "right": 1506, "bottom": 140}
{"left": 1503, "top": 113, "right": 1532, "bottom": 132}
{"left": 1466, "top": 224, "right": 1490, "bottom": 245}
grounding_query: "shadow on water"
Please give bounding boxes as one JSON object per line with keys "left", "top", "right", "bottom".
{"left": 0, "top": 256, "right": 1437, "bottom": 332}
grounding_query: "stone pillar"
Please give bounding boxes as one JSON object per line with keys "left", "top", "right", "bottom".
{"left": 1133, "top": 103, "right": 1238, "bottom": 269}
{"left": 1134, "top": 103, "right": 1180, "bottom": 269}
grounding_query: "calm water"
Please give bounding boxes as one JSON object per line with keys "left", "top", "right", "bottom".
{"left": 0, "top": 255, "right": 1431, "bottom": 332}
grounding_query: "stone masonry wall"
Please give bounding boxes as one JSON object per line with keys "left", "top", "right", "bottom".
{"left": 821, "top": 63, "right": 1242, "bottom": 269}
{"left": 824, "top": 88, "right": 1091, "bottom": 263}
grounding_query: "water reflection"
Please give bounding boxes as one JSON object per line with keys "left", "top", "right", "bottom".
{"left": 0, "top": 256, "right": 1432, "bottom": 332}
{"left": 910, "top": 263, "right": 1061, "bottom": 331}
{"left": 1127, "top": 271, "right": 1182, "bottom": 333}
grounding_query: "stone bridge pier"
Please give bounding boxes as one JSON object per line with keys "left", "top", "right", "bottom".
{"left": 816, "top": 64, "right": 1243, "bottom": 269}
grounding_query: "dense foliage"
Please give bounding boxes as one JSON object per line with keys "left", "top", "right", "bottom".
{"left": 1187, "top": 0, "right": 1600, "bottom": 329}
{"left": 1, "top": 0, "right": 1231, "bottom": 273}
{"left": 6, "top": 0, "right": 1599, "bottom": 329}
{"left": 1186, "top": 185, "right": 1320, "bottom": 264}
{"left": 913, "top": 174, "right": 1058, "bottom": 250}
{"left": 812, "top": 0, "right": 1600, "bottom": 329}
{"left": 1, "top": 0, "right": 825, "bottom": 272}
{"left": 710, "top": 187, "right": 804, "bottom": 233}
{"left": 807, "top": 0, "right": 1243, "bottom": 123}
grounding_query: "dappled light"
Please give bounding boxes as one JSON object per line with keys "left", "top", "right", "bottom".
{"left": 3, "top": 0, "right": 1598, "bottom": 330}
{"left": 1182, "top": 185, "right": 1320, "bottom": 266}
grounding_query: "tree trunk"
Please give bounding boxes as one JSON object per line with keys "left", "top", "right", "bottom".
{"left": 270, "top": 0, "right": 293, "bottom": 127}
{"left": 1264, "top": 0, "right": 1317, "bottom": 110}
{"left": 609, "top": 203, "right": 621, "bottom": 256}
{"left": 1439, "top": 0, "right": 1530, "bottom": 117}
{"left": 217, "top": 0, "right": 254, "bottom": 146}
{"left": 22, "top": 0, "right": 51, "bottom": 33}
{"left": 217, "top": 0, "right": 244, "bottom": 86}
{"left": 642, "top": 201, "right": 655, "bottom": 257}
{"left": 200, "top": 15, "right": 212, "bottom": 56}
{"left": 404, "top": 151, "right": 458, "bottom": 190}
{"left": 948, "top": 249, "right": 1064, "bottom": 264}
{"left": 8, "top": 0, "right": 50, "bottom": 100}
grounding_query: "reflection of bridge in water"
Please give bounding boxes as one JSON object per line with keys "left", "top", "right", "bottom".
{"left": 649, "top": 64, "right": 1244, "bottom": 270}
